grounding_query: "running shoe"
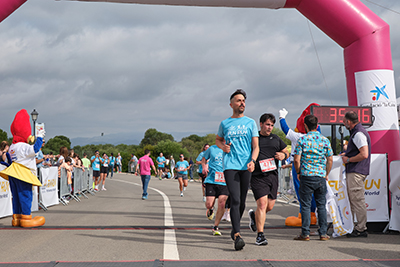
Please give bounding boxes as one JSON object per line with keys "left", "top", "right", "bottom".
{"left": 234, "top": 235, "right": 245, "bottom": 251}
{"left": 94, "top": 188, "right": 99, "bottom": 192}
{"left": 221, "top": 211, "right": 228, "bottom": 221}
{"left": 102, "top": 187, "right": 107, "bottom": 191}
{"left": 142, "top": 196, "right": 148, "bottom": 200}
{"left": 180, "top": 192, "right": 183, "bottom": 197}
{"left": 212, "top": 226, "right": 221, "bottom": 236}
{"left": 183, "top": 187, "right": 187, "bottom": 191}
{"left": 203, "top": 196, "right": 206, "bottom": 202}
{"left": 207, "top": 208, "right": 215, "bottom": 220}
{"left": 248, "top": 209, "right": 256, "bottom": 232}
{"left": 226, "top": 212, "right": 231, "bottom": 222}
{"left": 255, "top": 233, "right": 268, "bottom": 246}
{"left": 190, "top": 179, "right": 194, "bottom": 182}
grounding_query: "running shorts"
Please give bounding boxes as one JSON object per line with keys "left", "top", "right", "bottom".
{"left": 205, "top": 183, "right": 229, "bottom": 198}
{"left": 250, "top": 173, "right": 278, "bottom": 200}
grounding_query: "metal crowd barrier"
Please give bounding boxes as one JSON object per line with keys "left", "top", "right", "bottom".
{"left": 59, "top": 167, "right": 94, "bottom": 205}
{"left": 277, "top": 167, "right": 297, "bottom": 204}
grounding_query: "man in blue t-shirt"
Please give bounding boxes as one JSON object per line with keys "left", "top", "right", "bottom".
{"left": 91, "top": 150, "right": 104, "bottom": 192}
{"left": 216, "top": 89, "right": 259, "bottom": 251}
{"left": 202, "top": 145, "right": 229, "bottom": 236}
{"left": 107, "top": 153, "right": 115, "bottom": 178}
{"left": 156, "top": 153, "right": 166, "bottom": 179}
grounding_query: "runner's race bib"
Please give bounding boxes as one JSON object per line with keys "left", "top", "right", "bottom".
{"left": 178, "top": 166, "right": 185, "bottom": 172}
{"left": 259, "top": 158, "right": 277, "bottom": 172}
{"left": 215, "top": 172, "right": 225, "bottom": 183}
{"left": 104, "top": 163, "right": 108, "bottom": 167}
{"left": 95, "top": 164, "right": 100, "bottom": 169}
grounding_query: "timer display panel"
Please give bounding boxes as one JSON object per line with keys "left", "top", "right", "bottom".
{"left": 311, "top": 106, "right": 373, "bottom": 125}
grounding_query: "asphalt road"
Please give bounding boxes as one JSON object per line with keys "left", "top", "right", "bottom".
{"left": 0, "top": 173, "right": 399, "bottom": 266}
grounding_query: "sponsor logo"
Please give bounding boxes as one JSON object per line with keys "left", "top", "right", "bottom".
{"left": 370, "top": 85, "right": 389, "bottom": 101}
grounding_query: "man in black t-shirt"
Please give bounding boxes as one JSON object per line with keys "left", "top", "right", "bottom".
{"left": 248, "top": 113, "right": 288, "bottom": 246}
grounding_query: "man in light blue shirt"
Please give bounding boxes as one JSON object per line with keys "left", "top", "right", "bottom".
{"left": 216, "top": 89, "right": 259, "bottom": 251}
{"left": 156, "top": 153, "right": 166, "bottom": 179}
{"left": 202, "top": 145, "right": 229, "bottom": 236}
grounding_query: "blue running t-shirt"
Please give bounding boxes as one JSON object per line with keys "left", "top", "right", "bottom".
{"left": 217, "top": 116, "right": 258, "bottom": 171}
{"left": 202, "top": 145, "right": 225, "bottom": 186}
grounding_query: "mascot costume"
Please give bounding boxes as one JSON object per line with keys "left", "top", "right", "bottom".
{"left": 0, "top": 109, "right": 45, "bottom": 227}
{"left": 279, "top": 104, "right": 319, "bottom": 227}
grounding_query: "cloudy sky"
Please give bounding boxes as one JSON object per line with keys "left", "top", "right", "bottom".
{"left": 0, "top": 0, "right": 399, "bottom": 146}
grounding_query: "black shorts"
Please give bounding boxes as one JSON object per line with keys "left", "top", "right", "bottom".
{"left": 205, "top": 183, "right": 229, "bottom": 198}
{"left": 93, "top": 170, "right": 100, "bottom": 178}
{"left": 158, "top": 167, "right": 164, "bottom": 170}
{"left": 251, "top": 173, "right": 278, "bottom": 201}
{"left": 100, "top": 166, "right": 108, "bottom": 174}
{"left": 176, "top": 173, "right": 188, "bottom": 180}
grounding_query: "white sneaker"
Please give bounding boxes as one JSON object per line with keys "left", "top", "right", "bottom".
{"left": 221, "top": 210, "right": 228, "bottom": 221}
{"left": 180, "top": 192, "right": 183, "bottom": 197}
{"left": 203, "top": 196, "right": 206, "bottom": 202}
{"left": 102, "top": 187, "right": 107, "bottom": 191}
{"left": 183, "top": 187, "right": 187, "bottom": 191}
{"left": 226, "top": 212, "right": 231, "bottom": 222}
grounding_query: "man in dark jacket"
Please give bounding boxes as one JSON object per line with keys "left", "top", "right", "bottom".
{"left": 341, "top": 111, "right": 371, "bottom": 238}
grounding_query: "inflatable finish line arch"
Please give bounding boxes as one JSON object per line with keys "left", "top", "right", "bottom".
{"left": 1, "top": 0, "right": 400, "bottom": 166}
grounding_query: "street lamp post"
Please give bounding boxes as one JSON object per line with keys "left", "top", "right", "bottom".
{"left": 31, "top": 109, "right": 38, "bottom": 138}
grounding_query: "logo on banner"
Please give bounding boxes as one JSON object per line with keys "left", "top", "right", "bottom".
{"left": 370, "top": 85, "right": 389, "bottom": 101}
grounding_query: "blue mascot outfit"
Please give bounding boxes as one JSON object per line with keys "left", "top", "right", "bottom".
{"left": 279, "top": 104, "right": 319, "bottom": 227}
{"left": 0, "top": 109, "right": 46, "bottom": 228}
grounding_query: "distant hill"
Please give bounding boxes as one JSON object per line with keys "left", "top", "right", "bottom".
{"left": 71, "top": 132, "right": 140, "bottom": 147}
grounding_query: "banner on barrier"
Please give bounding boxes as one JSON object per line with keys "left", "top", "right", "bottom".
{"left": 0, "top": 176, "right": 12, "bottom": 218}
{"left": 329, "top": 154, "right": 388, "bottom": 223}
{"left": 389, "top": 161, "right": 400, "bottom": 231}
{"left": 40, "top": 167, "right": 59, "bottom": 207}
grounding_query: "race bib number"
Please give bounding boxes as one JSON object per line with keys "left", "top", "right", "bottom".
{"left": 178, "top": 166, "right": 185, "bottom": 172}
{"left": 104, "top": 163, "right": 108, "bottom": 167}
{"left": 215, "top": 172, "right": 225, "bottom": 183}
{"left": 259, "top": 158, "right": 277, "bottom": 172}
{"left": 95, "top": 164, "right": 100, "bottom": 169}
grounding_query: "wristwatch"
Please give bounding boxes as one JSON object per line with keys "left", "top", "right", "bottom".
{"left": 346, "top": 158, "right": 350, "bottom": 163}
{"left": 251, "top": 159, "right": 256, "bottom": 164}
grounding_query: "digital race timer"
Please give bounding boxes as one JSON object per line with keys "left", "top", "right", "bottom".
{"left": 310, "top": 106, "right": 373, "bottom": 125}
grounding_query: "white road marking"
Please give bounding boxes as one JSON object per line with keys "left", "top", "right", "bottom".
{"left": 113, "top": 179, "right": 180, "bottom": 260}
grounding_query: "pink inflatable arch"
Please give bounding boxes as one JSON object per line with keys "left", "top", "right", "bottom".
{"left": 2, "top": 0, "right": 399, "bottom": 168}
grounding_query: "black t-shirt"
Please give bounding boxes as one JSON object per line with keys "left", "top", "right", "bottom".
{"left": 253, "top": 132, "right": 287, "bottom": 177}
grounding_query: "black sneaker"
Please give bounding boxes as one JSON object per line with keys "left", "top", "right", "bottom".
{"left": 347, "top": 229, "right": 368, "bottom": 238}
{"left": 255, "top": 233, "right": 268, "bottom": 246}
{"left": 234, "top": 235, "right": 245, "bottom": 251}
{"left": 248, "top": 209, "right": 256, "bottom": 232}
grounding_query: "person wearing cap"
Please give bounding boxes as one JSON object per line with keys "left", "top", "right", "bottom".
{"left": 216, "top": 89, "right": 259, "bottom": 251}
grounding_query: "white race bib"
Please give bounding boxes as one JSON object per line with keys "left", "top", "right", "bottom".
{"left": 95, "top": 164, "right": 100, "bottom": 169}
{"left": 259, "top": 158, "right": 277, "bottom": 172}
{"left": 215, "top": 172, "right": 225, "bottom": 183}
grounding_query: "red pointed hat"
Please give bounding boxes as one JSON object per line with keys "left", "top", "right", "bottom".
{"left": 295, "top": 103, "right": 320, "bottom": 134}
{"left": 11, "top": 109, "right": 32, "bottom": 144}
